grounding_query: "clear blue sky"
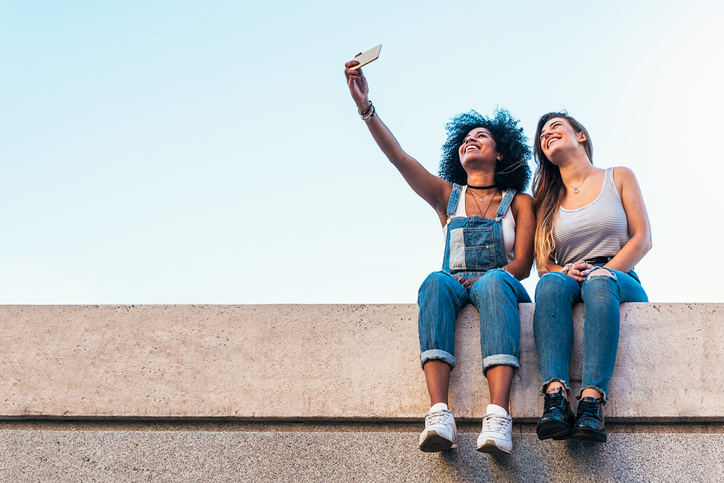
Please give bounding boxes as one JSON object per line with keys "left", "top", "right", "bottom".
{"left": 2, "top": 0, "right": 722, "bottom": 304}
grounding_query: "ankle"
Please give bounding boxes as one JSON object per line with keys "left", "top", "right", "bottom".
{"left": 580, "top": 388, "right": 603, "bottom": 400}
{"left": 545, "top": 384, "right": 567, "bottom": 399}
{"left": 429, "top": 402, "right": 449, "bottom": 413}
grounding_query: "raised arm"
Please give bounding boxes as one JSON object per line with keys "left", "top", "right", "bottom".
{"left": 344, "top": 59, "right": 451, "bottom": 225}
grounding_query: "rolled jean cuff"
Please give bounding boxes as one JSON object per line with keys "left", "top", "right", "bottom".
{"left": 482, "top": 354, "right": 519, "bottom": 376}
{"left": 579, "top": 385, "right": 608, "bottom": 404}
{"left": 539, "top": 378, "right": 571, "bottom": 396}
{"left": 420, "top": 349, "right": 456, "bottom": 370}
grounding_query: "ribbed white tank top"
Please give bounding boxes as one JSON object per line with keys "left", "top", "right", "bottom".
{"left": 554, "top": 168, "right": 629, "bottom": 266}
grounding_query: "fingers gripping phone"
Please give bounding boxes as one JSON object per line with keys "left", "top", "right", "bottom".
{"left": 349, "top": 44, "right": 382, "bottom": 70}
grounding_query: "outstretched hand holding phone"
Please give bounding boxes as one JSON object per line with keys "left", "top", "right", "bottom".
{"left": 344, "top": 58, "right": 370, "bottom": 113}
{"left": 344, "top": 45, "right": 380, "bottom": 112}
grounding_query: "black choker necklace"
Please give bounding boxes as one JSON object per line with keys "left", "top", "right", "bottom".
{"left": 468, "top": 183, "right": 496, "bottom": 190}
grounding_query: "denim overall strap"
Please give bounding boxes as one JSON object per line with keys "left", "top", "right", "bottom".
{"left": 495, "top": 189, "right": 517, "bottom": 222}
{"left": 446, "top": 183, "right": 464, "bottom": 222}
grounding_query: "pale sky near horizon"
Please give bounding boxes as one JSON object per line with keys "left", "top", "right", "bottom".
{"left": 2, "top": 0, "right": 723, "bottom": 304}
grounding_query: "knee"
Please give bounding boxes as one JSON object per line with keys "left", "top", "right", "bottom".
{"left": 470, "top": 269, "right": 513, "bottom": 300}
{"left": 587, "top": 268, "right": 616, "bottom": 280}
{"left": 473, "top": 269, "right": 508, "bottom": 290}
{"left": 419, "top": 271, "right": 454, "bottom": 293}
{"left": 581, "top": 269, "right": 618, "bottom": 299}
{"left": 534, "top": 272, "right": 569, "bottom": 302}
{"left": 418, "top": 272, "right": 460, "bottom": 303}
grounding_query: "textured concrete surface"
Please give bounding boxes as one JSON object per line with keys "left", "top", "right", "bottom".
{"left": 3, "top": 420, "right": 724, "bottom": 434}
{"left": 1, "top": 304, "right": 722, "bottom": 420}
{"left": 1, "top": 428, "right": 723, "bottom": 482}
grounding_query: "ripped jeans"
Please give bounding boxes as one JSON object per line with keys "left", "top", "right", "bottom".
{"left": 533, "top": 267, "right": 648, "bottom": 402}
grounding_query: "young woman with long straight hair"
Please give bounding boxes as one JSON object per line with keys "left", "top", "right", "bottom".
{"left": 531, "top": 112, "right": 652, "bottom": 443}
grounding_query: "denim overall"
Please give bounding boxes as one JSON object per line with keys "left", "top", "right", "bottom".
{"left": 418, "top": 184, "right": 531, "bottom": 375}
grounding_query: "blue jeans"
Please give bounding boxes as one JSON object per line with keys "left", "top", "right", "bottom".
{"left": 533, "top": 268, "right": 648, "bottom": 402}
{"left": 418, "top": 269, "right": 532, "bottom": 375}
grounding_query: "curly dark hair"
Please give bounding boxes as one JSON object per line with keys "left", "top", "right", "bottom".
{"left": 438, "top": 109, "right": 532, "bottom": 191}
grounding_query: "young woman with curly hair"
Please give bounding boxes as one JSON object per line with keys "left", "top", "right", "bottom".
{"left": 344, "top": 57, "right": 534, "bottom": 455}
{"left": 531, "top": 112, "right": 652, "bottom": 443}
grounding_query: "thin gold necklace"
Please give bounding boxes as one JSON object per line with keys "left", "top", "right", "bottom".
{"left": 468, "top": 187, "right": 498, "bottom": 217}
{"left": 565, "top": 165, "right": 594, "bottom": 194}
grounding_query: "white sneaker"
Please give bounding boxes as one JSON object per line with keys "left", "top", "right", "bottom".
{"left": 419, "top": 403, "right": 457, "bottom": 452}
{"left": 476, "top": 404, "right": 513, "bottom": 455}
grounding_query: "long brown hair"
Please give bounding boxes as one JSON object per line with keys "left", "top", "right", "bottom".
{"left": 532, "top": 112, "right": 593, "bottom": 272}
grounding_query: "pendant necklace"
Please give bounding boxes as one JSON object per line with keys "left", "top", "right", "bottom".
{"left": 468, "top": 184, "right": 497, "bottom": 202}
{"left": 468, "top": 188, "right": 498, "bottom": 217}
{"left": 566, "top": 166, "right": 594, "bottom": 194}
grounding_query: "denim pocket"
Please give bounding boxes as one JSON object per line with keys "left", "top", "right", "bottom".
{"left": 448, "top": 227, "right": 496, "bottom": 271}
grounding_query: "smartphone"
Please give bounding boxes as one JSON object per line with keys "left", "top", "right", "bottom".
{"left": 349, "top": 44, "right": 382, "bottom": 70}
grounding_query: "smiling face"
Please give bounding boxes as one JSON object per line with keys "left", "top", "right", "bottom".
{"left": 458, "top": 127, "right": 500, "bottom": 170}
{"left": 539, "top": 117, "right": 588, "bottom": 163}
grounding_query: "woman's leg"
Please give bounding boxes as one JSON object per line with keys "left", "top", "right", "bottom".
{"left": 417, "top": 271, "right": 469, "bottom": 452}
{"left": 469, "top": 269, "right": 531, "bottom": 455}
{"left": 579, "top": 268, "right": 648, "bottom": 401}
{"left": 570, "top": 268, "right": 648, "bottom": 443}
{"left": 533, "top": 272, "right": 581, "bottom": 394}
{"left": 418, "top": 271, "right": 470, "bottom": 403}
{"left": 533, "top": 272, "right": 581, "bottom": 440}
{"left": 486, "top": 365, "right": 515, "bottom": 410}
{"left": 469, "top": 269, "right": 531, "bottom": 410}
{"left": 423, "top": 361, "right": 451, "bottom": 405}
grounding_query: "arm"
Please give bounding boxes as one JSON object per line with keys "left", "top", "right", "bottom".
{"left": 503, "top": 193, "right": 535, "bottom": 280}
{"left": 604, "top": 167, "right": 652, "bottom": 273}
{"left": 344, "top": 59, "right": 451, "bottom": 226}
{"left": 537, "top": 260, "right": 560, "bottom": 278}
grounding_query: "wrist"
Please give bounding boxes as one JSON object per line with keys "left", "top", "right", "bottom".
{"left": 357, "top": 100, "right": 372, "bottom": 115}
{"left": 358, "top": 100, "right": 375, "bottom": 122}
{"left": 560, "top": 263, "right": 573, "bottom": 275}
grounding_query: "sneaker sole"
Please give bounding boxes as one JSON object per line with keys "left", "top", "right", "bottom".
{"left": 536, "top": 420, "right": 572, "bottom": 440}
{"left": 476, "top": 440, "right": 511, "bottom": 455}
{"left": 570, "top": 427, "right": 607, "bottom": 443}
{"left": 419, "top": 431, "right": 455, "bottom": 452}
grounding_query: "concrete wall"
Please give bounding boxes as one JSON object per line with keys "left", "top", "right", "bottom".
{"left": 2, "top": 303, "right": 723, "bottom": 482}
{"left": 1, "top": 423, "right": 722, "bottom": 482}
{"left": 2, "top": 303, "right": 722, "bottom": 421}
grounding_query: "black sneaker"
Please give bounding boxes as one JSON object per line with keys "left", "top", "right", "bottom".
{"left": 536, "top": 387, "right": 575, "bottom": 440}
{"left": 571, "top": 396, "right": 607, "bottom": 443}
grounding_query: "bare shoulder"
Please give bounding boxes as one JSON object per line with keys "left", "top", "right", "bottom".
{"left": 511, "top": 192, "right": 533, "bottom": 208}
{"left": 612, "top": 166, "right": 638, "bottom": 184}
{"left": 510, "top": 192, "right": 533, "bottom": 216}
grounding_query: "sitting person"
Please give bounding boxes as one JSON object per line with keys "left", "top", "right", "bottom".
{"left": 344, "top": 56, "right": 534, "bottom": 454}
{"left": 531, "top": 112, "right": 652, "bottom": 442}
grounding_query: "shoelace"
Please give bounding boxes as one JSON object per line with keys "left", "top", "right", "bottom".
{"left": 425, "top": 410, "right": 452, "bottom": 426}
{"left": 543, "top": 392, "right": 567, "bottom": 413}
{"left": 481, "top": 413, "right": 511, "bottom": 434}
{"left": 577, "top": 399, "right": 601, "bottom": 419}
